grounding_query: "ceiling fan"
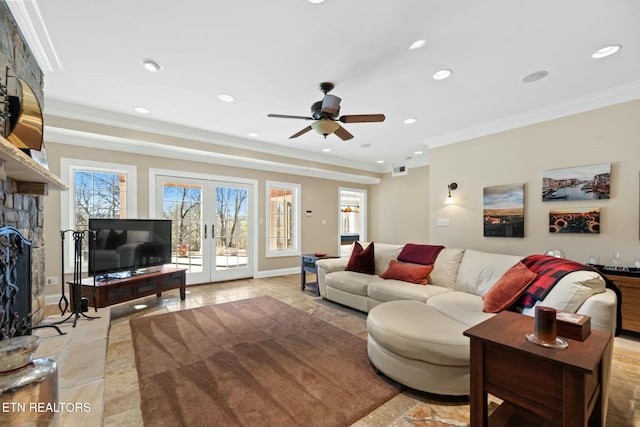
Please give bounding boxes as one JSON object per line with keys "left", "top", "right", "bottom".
{"left": 267, "top": 82, "right": 385, "bottom": 141}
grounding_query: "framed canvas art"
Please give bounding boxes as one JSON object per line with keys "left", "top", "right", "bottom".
{"left": 542, "top": 163, "right": 610, "bottom": 201}
{"left": 549, "top": 208, "right": 600, "bottom": 233}
{"left": 483, "top": 183, "right": 524, "bottom": 237}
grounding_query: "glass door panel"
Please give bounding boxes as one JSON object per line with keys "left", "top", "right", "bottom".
{"left": 156, "top": 175, "right": 252, "bottom": 284}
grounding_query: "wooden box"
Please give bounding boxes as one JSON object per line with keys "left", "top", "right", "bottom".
{"left": 556, "top": 311, "right": 591, "bottom": 341}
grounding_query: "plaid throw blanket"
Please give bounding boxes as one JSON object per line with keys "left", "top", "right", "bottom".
{"left": 518, "top": 255, "right": 586, "bottom": 308}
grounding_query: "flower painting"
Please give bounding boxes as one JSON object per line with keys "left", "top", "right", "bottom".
{"left": 483, "top": 183, "right": 524, "bottom": 237}
{"left": 549, "top": 208, "right": 600, "bottom": 234}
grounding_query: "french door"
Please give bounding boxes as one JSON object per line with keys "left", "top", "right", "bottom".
{"left": 154, "top": 174, "right": 253, "bottom": 284}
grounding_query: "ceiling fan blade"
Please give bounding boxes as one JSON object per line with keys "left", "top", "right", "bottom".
{"left": 333, "top": 125, "right": 354, "bottom": 141}
{"left": 268, "top": 114, "right": 313, "bottom": 120}
{"left": 339, "top": 114, "right": 386, "bottom": 123}
{"left": 321, "top": 94, "right": 342, "bottom": 117}
{"left": 289, "top": 126, "right": 312, "bottom": 139}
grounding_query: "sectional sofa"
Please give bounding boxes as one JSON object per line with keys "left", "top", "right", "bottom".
{"left": 315, "top": 242, "right": 617, "bottom": 420}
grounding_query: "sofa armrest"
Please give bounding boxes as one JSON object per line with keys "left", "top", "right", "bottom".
{"left": 316, "top": 257, "right": 349, "bottom": 297}
{"left": 576, "top": 288, "right": 618, "bottom": 335}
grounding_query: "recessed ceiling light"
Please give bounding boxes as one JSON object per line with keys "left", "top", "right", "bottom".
{"left": 409, "top": 39, "right": 426, "bottom": 50}
{"left": 322, "top": 148, "right": 331, "bottom": 152}
{"left": 308, "top": 0, "right": 325, "bottom": 3}
{"left": 404, "top": 118, "right": 417, "bottom": 124}
{"left": 141, "top": 59, "right": 162, "bottom": 73}
{"left": 521, "top": 70, "right": 548, "bottom": 83}
{"left": 592, "top": 44, "right": 621, "bottom": 59}
{"left": 133, "top": 106, "right": 149, "bottom": 114}
{"left": 414, "top": 151, "right": 423, "bottom": 155}
{"left": 248, "top": 132, "right": 258, "bottom": 137}
{"left": 218, "top": 94, "right": 235, "bottom": 102}
{"left": 360, "top": 143, "right": 371, "bottom": 148}
{"left": 433, "top": 69, "right": 452, "bottom": 80}
{"left": 376, "top": 160, "right": 385, "bottom": 164}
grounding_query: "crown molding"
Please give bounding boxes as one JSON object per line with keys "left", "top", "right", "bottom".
{"left": 424, "top": 80, "right": 640, "bottom": 149}
{"left": 6, "top": 0, "right": 62, "bottom": 72}
{"left": 44, "top": 126, "right": 381, "bottom": 185}
{"left": 43, "top": 98, "right": 382, "bottom": 173}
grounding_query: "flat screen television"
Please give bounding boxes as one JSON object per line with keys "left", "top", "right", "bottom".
{"left": 88, "top": 218, "right": 172, "bottom": 279}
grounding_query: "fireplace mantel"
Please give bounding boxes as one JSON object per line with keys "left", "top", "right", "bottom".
{"left": 0, "top": 136, "right": 67, "bottom": 195}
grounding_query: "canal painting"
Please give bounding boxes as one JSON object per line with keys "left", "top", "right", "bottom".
{"left": 483, "top": 183, "right": 525, "bottom": 238}
{"left": 542, "top": 163, "right": 610, "bottom": 201}
{"left": 549, "top": 208, "right": 600, "bottom": 234}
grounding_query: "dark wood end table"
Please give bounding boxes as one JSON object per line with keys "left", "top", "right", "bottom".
{"left": 301, "top": 254, "right": 337, "bottom": 296}
{"left": 463, "top": 311, "right": 611, "bottom": 427}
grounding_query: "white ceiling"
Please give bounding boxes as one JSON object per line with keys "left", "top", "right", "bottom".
{"left": 10, "top": 0, "right": 640, "bottom": 173}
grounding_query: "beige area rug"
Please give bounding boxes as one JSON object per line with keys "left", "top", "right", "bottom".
{"left": 130, "top": 296, "right": 401, "bottom": 427}
{"left": 398, "top": 337, "right": 640, "bottom": 427}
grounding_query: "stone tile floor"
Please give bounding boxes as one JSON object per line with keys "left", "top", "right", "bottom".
{"left": 35, "top": 274, "right": 640, "bottom": 426}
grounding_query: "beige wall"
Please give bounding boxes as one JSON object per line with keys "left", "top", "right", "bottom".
{"left": 42, "top": 141, "right": 370, "bottom": 291}
{"left": 429, "top": 99, "right": 640, "bottom": 266}
{"left": 370, "top": 166, "right": 429, "bottom": 244}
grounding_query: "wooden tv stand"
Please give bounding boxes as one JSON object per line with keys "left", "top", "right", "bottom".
{"left": 73, "top": 266, "right": 186, "bottom": 308}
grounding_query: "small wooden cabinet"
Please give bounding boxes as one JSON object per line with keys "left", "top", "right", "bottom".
{"left": 601, "top": 271, "right": 640, "bottom": 333}
{"left": 74, "top": 266, "right": 186, "bottom": 308}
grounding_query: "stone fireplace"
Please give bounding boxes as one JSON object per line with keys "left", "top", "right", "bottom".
{"left": 1, "top": 1, "right": 49, "bottom": 326}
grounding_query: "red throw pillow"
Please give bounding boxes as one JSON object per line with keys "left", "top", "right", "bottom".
{"left": 380, "top": 260, "right": 434, "bottom": 285}
{"left": 398, "top": 243, "right": 445, "bottom": 265}
{"left": 346, "top": 242, "right": 375, "bottom": 275}
{"left": 483, "top": 262, "right": 537, "bottom": 313}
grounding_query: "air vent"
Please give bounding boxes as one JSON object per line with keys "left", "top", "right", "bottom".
{"left": 392, "top": 165, "right": 408, "bottom": 177}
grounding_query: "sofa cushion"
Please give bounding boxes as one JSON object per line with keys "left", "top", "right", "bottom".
{"left": 373, "top": 243, "right": 405, "bottom": 275}
{"left": 368, "top": 279, "right": 451, "bottom": 303}
{"left": 346, "top": 241, "right": 375, "bottom": 274}
{"left": 380, "top": 260, "right": 434, "bottom": 285}
{"left": 426, "top": 292, "right": 496, "bottom": 327}
{"left": 483, "top": 262, "right": 537, "bottom": 313}
{"left": 455, "top": 249, "right": 522, "bottom": 296}
{"left": 397, "top": 244, "right": 444, "bottom": 265}
{"left": 521, "top": 270, "right": 606, "bottom": 315}
{"left": 367, "top": 301, "right": 470, "bottom": 366}
{"left": 325, "top": 271, "right": 382, "bottom": 296}
{"left": 429, "top": 248, "right": 465, "bottom": 289}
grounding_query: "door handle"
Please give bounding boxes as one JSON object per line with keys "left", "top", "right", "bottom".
{"left": 204, "top": 224, "right": 207, "bottom": 239}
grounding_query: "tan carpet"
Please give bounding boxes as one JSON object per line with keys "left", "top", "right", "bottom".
{"left": 130, "top": 296, "right": 401, "bottom": 427}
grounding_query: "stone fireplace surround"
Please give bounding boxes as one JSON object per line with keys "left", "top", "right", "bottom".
{"left": 1, "top": 1, "right": 48, "bottom": 325}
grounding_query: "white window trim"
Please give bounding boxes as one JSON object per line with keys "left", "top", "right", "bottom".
{"left": 60, "top": 158, "right": 138, "bottom": 273}
{"left": 265, "top": 180, "right": 300, "bottom": 258}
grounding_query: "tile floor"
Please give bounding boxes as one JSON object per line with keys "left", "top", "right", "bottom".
{"left": 33, "top": 273, "right": 640, "bottom": 427}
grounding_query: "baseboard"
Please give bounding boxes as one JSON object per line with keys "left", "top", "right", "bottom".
{"left": 254, "top": 267, "right": 299, "bottom": 278}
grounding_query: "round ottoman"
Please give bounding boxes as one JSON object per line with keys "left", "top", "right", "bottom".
{"left": 366, "top": 300, "right": 471, "bottom": 395}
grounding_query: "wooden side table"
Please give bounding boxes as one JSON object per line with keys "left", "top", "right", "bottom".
{"left": 301, "top": 254, "right": 337, "bottom": 296}
{"left": 463, "top": 311, "right": 611, "bottom": 427}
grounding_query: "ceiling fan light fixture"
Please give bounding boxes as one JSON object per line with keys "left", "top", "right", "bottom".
{"left": 311, "top": 120, "right": 340, "bottom": 137}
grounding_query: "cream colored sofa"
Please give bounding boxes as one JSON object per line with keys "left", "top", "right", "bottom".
{"left": 316, "top": 243, "right": 617, "bottom": 420}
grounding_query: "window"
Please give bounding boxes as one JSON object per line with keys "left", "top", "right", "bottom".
{"left": 266, "top": 181, "right": 300, "bottom": 257}
{"left": 61, "top": 158, "right": 137, "bottom": 270}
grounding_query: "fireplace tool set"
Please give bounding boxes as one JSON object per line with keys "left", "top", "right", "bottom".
{"left": 51, "top": 229, "right": 100, "bottom": 328}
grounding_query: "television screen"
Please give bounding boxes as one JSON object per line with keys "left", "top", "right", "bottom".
{"left": 88, "top": 218, "right": 172, "bottom": 277}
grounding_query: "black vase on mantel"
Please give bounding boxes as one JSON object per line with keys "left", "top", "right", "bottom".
{"left": 0, "top": 335, "right": 58, "bottom": 426}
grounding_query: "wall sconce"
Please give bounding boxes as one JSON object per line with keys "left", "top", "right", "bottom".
{"left": 444, "top": 182, "right": 458, "bottom": 204}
